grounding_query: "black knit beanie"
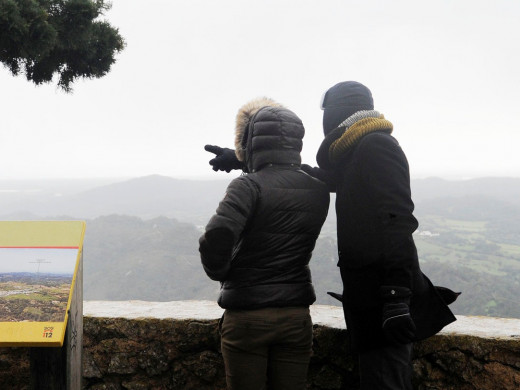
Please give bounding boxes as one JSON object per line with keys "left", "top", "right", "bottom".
{"left": 321, "top": 81, "right": 374, "bottom": 135}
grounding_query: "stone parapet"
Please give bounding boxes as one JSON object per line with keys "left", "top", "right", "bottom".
{"left": 0, "top": 301, "right": 519, "bottom": 389}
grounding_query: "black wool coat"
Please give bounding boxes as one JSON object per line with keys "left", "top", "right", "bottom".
{"left": 317, "top": 130, "right": 457, "bottom": 352}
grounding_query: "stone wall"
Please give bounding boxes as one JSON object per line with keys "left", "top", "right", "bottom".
{"left": 0, "top": 301, "right": 519, "bottom": 389}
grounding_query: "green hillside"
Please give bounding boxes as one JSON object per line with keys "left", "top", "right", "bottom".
{"left": 413, "top": 196, "right": 520, "bottom": 318}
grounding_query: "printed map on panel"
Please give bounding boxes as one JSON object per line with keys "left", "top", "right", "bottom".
{"left": 0, "top": 248, "right": 77, "bottom": 322}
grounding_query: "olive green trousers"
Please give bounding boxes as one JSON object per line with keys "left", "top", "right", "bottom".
{"left": 220, "top": 306, "right": 313, "bottom": 390}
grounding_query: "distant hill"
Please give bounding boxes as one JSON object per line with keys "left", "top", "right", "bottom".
{"left": 411, "top": 177, "right": 520, "bottom": 207}
{"left": 2, "top": 174, "right": 520, "bottom": 223}
{"left": 0, "top": 175, "right": 232, "bottom": 225}
{"left": 83, "top": 215, "right": 221, "bottom": 302}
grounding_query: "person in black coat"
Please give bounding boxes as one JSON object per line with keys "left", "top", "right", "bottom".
{"left": 310, "top": 81, "right": 459, "bottom": 389}
{"left": 200, "top": 97, "right": 329, "bottom": 390}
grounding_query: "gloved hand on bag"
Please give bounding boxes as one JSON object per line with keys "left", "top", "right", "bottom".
{"left": 381, "top": 285, "right": 416, "bottom": 345}
{"left": 204, "top": 145, "right": 243, "bottom": 172}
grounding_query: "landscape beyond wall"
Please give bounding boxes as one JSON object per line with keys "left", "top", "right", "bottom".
{"left": 1, "top": 301, "right": 519, "bottom": 389}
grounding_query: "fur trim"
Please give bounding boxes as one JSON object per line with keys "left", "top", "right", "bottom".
{"left": 234, "top": 97, "right": 284, "bottom": 162}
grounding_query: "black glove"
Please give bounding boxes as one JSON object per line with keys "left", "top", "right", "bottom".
{"left": 381, "top": 285, "right": 416, "bottom": 345}
{"left": 204, "top": 145, "right": 243, "bottom": 172}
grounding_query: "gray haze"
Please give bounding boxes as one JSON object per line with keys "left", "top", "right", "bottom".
{"left": 1, "top": 0, "right": 519, "bottom": 181}
{"left": 2, "top": 175, "right": 520, "bottom": 222}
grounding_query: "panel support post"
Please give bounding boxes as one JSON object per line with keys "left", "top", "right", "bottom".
{"left": 29, "top": 253, "right": 83, "bottom": 389}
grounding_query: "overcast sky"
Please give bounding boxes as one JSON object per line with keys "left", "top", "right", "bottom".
{"left": 1, "top": 0, "right": 519, "bottom": 181}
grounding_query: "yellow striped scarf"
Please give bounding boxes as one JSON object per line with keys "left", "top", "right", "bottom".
{"left": 329, "top": 115, "right": 393, "bottom": 164}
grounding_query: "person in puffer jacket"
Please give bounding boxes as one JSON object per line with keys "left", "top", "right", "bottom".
{"left": 199, "top": 97, "right": 330, "bottom": 390}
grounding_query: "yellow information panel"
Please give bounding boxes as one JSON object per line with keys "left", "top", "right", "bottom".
{"left": 0, "top": 221, "right": 85, "bottom": 347}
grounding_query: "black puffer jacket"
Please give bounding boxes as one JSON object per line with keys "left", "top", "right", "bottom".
{"left": 200, "top": 98, "right": 330, "bottom": 310}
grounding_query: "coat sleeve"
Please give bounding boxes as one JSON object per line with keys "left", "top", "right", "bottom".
{"left": 354, "top": 133, "right": 419, "bottom": 289}
{"left": 199, "top": 176, "right": 258, "bottom": 281}
{"left": 301, "top": 164, "right": 337, "bottom": 192}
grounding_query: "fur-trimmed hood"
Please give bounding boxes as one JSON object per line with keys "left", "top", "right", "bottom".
{"left": 234, "top": 97, "right": 284, "bottom": 162}
{"left": 234, "top": 97, "right": 304, "bottom": 172}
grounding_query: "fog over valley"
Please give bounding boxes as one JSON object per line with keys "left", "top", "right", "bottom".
{"left": 1, "top": 175, "right": 519, "bottom": 319}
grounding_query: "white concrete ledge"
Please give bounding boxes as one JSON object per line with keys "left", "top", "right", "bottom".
{"left": 83, "top": 300, "right": 520, "bottom": 340}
